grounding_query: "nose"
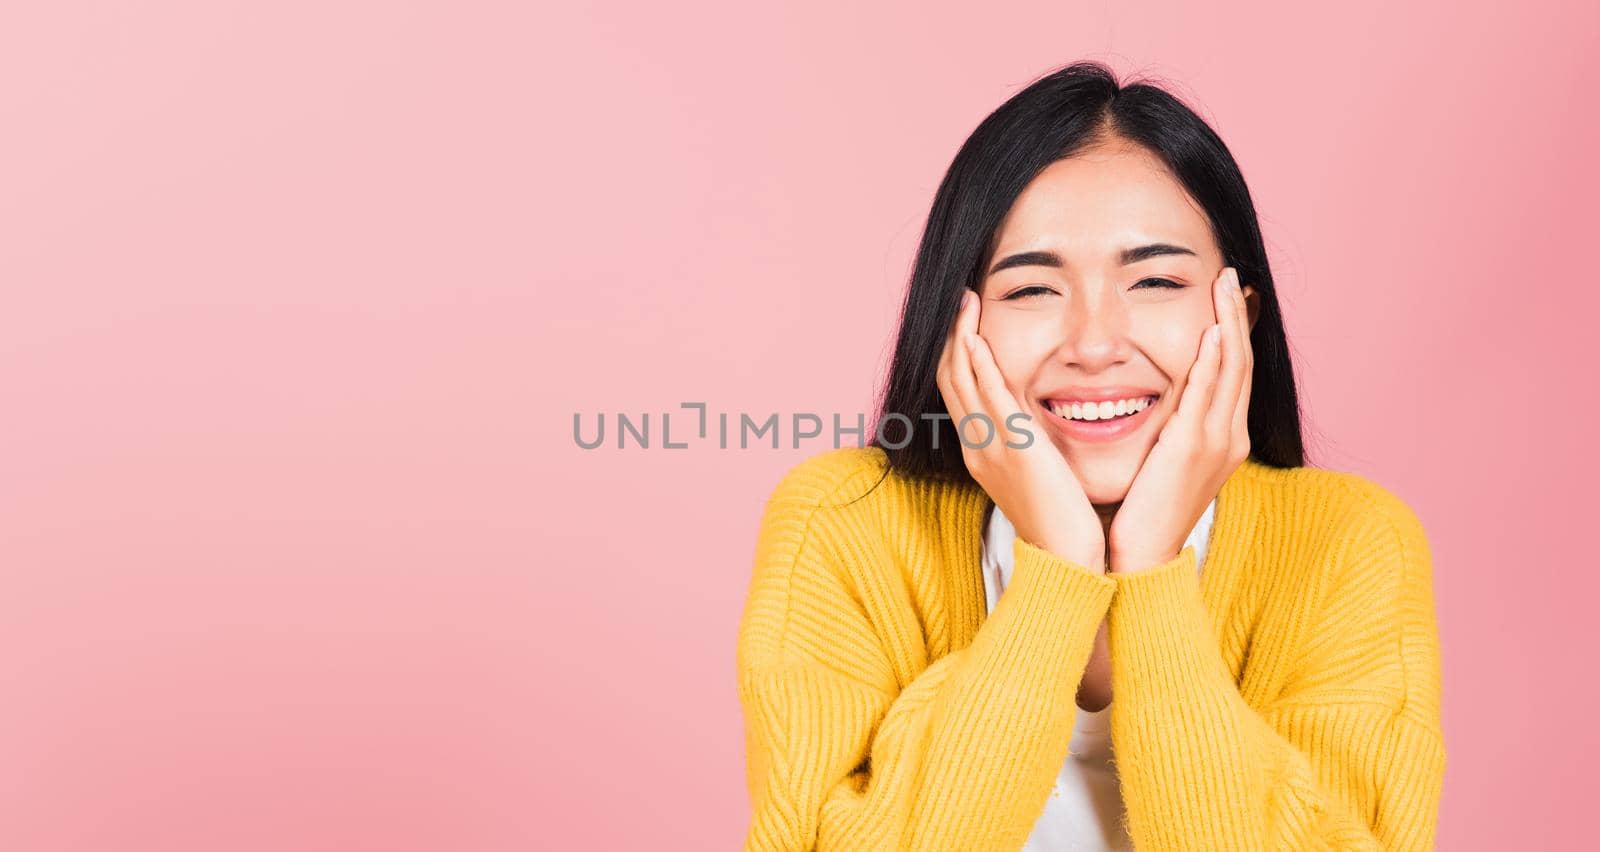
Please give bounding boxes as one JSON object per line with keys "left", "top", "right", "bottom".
{"left": 1056, "top": 287, "right": 1132, "bottom": 371}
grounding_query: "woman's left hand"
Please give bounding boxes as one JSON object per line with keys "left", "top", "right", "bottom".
{"left": 1108, "top": 266, "right": 1254, "bottom": 575}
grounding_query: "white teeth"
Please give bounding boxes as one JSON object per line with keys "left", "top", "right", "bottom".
{"left": 1049, "top": 396, "right": 1153, "bottom": 421}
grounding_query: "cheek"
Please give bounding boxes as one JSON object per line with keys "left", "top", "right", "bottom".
{"left": 1146, "top": 320, "right": 1209, "bottom": 387}
{"left": 980, "top": 313, "right": 1059, "bottom": 400}
{"left": 984, "top": 339, "right": 1032, "bottom": 402}
{"left": 1125, "top": 295, "right": 1213, "bottom": 389}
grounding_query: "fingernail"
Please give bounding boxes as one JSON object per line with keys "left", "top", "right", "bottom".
{"left": 1207, "top": 324, "right": 1221, "bottom": 345}
{"left": 964, "top": 333, "right": 977, "bottom": 352}
{"left": 963, "top": 290, "right": 974, "bottom": 308}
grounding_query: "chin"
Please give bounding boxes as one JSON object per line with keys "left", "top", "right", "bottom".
{"left": 1064, "top": 452, "right": 1141, "bottom": 506}
{"left": 1083, "top": 479, "right": 1132, "bottom": 507}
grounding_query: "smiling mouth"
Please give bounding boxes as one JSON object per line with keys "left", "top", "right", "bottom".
{"left": 1043, "top": 395, "right": 1159, "bottom": 422}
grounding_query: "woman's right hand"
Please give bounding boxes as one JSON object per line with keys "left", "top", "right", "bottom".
{"left": 936, "top": 288, "right": 1106, "bottom": 573}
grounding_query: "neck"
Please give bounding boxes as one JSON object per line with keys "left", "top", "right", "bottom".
{"left": 1093, "top": 501, "right": 1120, "bottom": 561}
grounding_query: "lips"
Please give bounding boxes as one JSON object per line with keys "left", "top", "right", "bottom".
{"left": 1038, "top": 391, "right": 1162, "bottom": 443}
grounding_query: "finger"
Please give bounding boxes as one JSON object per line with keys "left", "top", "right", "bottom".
{"left": 1206, "top": 268, "right": 1247, "bottom": 438}
{"left": 1174, "top": 322, "right": 1223, "bottom": 434}
{"left": 936, "top": 297, "right": 968, "bottom": 424}
{"left": 1231, "top": 282, "right": 1254, "bottom": 441}
{"left": 936, "top": 357, "right": 962, "bottom": 426}
{"left": 949, "top": 291, "right": 985, "bottom": 444}
{"left": 937, "top": 289, "right": 966, "bottom": 382}
{"left": 967, "top": 332, "right": 1023, "bottom": 442}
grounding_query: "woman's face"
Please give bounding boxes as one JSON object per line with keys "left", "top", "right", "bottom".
{"left": 976, "top": 139, "right": 1258, "bottom": 506}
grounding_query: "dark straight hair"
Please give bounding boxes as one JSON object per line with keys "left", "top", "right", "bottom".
{"left": 870, "top": 60, "right": 1305, "bottom": 486}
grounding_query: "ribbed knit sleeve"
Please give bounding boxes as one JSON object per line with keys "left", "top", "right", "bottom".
{"left": 736, "top": 456, "right": 1116, "bottom": 851}
{"left": 1106, "top": 490, "right": 1446, "bottom": 851}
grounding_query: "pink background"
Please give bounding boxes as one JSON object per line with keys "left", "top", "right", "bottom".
{"left": 2, "top": 1, "right": 1595, "bottom": 849}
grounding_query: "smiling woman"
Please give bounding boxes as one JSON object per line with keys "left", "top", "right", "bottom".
{"left": 977, "top": 143, "right": 1250, "bottom": 496}
{"left": 735, "top": 61, "right": 1445, "bottom": 852}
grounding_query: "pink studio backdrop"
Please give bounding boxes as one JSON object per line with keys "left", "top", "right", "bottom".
{"left": 2, "top": 1, "right": 1595, "bottom": 849}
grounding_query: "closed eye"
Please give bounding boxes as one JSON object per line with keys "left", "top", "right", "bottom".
{"left": 1001, "top": 285, "right": 1055, "bottom": 301}
{"left": 1005, "top": 279, "right": 1185, "bottom": 300}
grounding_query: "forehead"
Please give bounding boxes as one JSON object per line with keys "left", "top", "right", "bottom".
{"left": 991, "top": 141, "right": 1217, "bottom": 261}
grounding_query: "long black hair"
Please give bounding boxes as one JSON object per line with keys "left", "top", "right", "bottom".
{"left": 870, "top": 60, "right": 1305, "bottom": 486}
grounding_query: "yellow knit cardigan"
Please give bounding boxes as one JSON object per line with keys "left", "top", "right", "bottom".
{"left": 736, "top": 446, "right": 1446, "bottom": 851}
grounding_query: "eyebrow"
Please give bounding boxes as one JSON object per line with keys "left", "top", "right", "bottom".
{"left": 986, "top": 242, "right": 1198, "bottom": 276}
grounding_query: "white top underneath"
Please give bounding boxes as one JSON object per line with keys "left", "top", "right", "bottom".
{"left": 980, "top": 497, "right": 1218, "bottom": 851}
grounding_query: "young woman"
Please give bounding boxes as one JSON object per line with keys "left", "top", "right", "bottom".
{"left": 736, "top": 61, "right": 1445, "bottom": 851}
